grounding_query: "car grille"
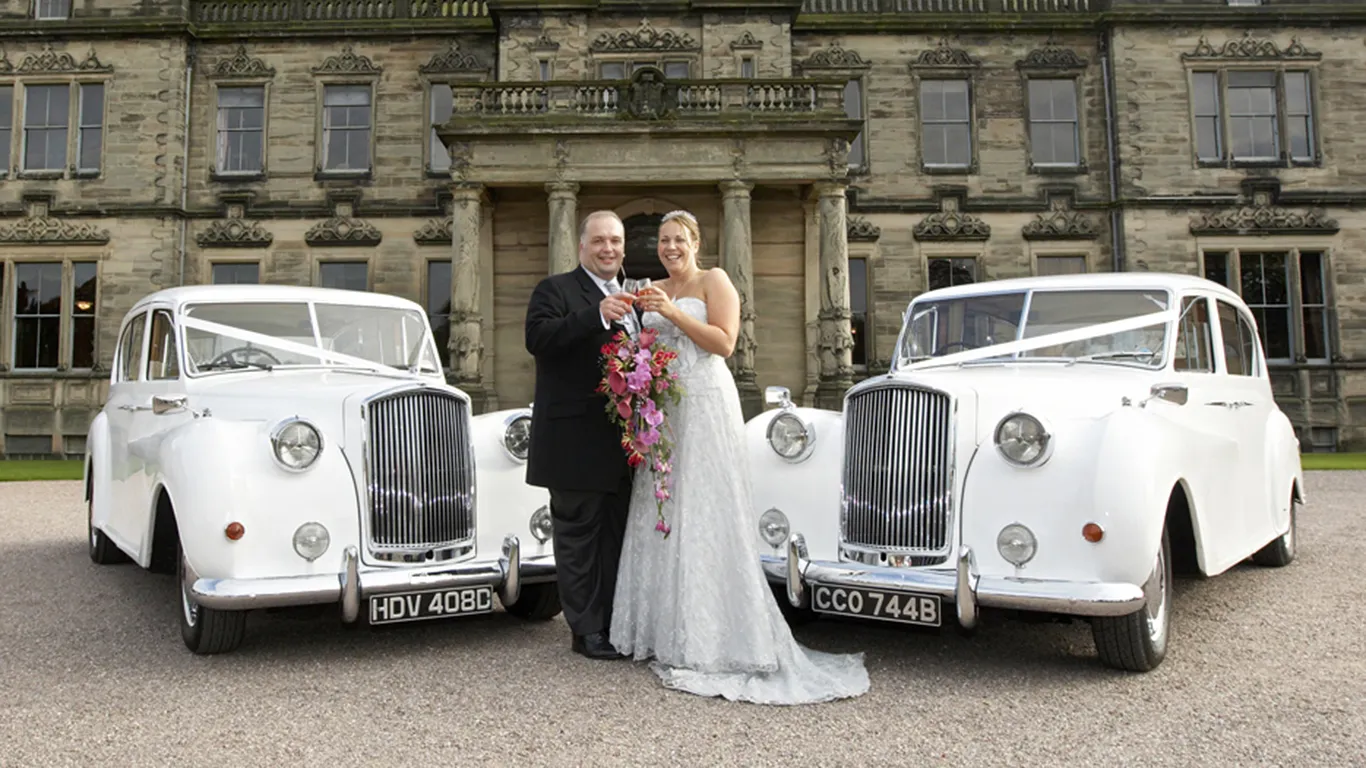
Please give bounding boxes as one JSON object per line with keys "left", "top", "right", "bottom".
{"left": 364, "top": 388, "right": 475, "bottom": 559}
{"left": 841, "top": 384, "right": 954, "bottom": 558}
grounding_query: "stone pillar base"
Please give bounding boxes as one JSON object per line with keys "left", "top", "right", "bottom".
{"left": 813, "top": 377, "right": 852, "bottom": 411}
{"left": 450, "top": 377, "right": 498, "bottom": 415}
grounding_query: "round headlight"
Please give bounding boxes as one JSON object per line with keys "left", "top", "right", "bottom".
{"left": 997, "top": 523, "right": 1037, "bottom": 567}
{"left": 994, "top": 412, "right": 1051, "bottom": 466}
{"left": 293, "top": 522, "right": 330, "bottom": 562}
{"left": 529, "top": 505, "right": 553, "bottom": 543}
{"left": 758, "top": 508, "right": 790, "bottom": 548}
{"left": 767, "top": 413, "right": 813, "bottom": 461}
{"left": 504, "top": 414, "right": 532, "bottom": 462}
{"left": 272, "top": 419, "right": 322, "bottom": 471}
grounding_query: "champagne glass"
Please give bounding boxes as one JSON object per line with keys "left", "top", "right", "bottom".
{"left": 622, "top": 277, "right": 651, "bottom": 296}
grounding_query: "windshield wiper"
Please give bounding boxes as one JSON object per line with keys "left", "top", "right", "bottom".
{"left": 198, "top": 360, "right": 274, "bottom": 372}
{"left": 1072, "top": 351, "right": 1156, "bottom": 364}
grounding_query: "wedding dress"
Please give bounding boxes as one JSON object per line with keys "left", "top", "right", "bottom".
{"left": 609, "top": 297, "right": 870, "bottom": 705}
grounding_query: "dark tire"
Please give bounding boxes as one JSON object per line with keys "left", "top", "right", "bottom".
{"left": 502, "top": 582, "right": 562, "bottom": 621}
{"left": 1091, "top": 526, "right": 1172, "bottom": 673}
{"left": 87, "top": 487, "right": 129, "bottom": 565}
{"left": 1251, "top": 496, "right": 1297, "bottom": 568}
{"left": 178, "top": 542, "right": 248, "bottom": 654}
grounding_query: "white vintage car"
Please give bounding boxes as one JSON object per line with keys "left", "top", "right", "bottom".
{"left": 748, "top": 272, "right": 1302, "bottom": 672}
{"left": 83, "top": 285, "right": 557, "bottom": 654}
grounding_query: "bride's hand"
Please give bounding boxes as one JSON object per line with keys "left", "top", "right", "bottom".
{"left": 635, "top": 285, "right": 677, "bottom": 319}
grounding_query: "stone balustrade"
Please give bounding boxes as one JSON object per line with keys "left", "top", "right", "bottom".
{"left": 193, "top": 0, "right": 487, "bottom": 24}
{"left": 798, "top": 0, "right": 1097, "bottom": 12}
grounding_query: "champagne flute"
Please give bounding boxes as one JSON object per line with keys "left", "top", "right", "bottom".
{"left": 622, "top": 278, "right": 652, "bottom": 309}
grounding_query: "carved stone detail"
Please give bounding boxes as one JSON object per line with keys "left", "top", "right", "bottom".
{"left": 730, "top": 32, "right": 763, "bottom": 51}
{"left": 1189, "top": 194, "right": 1339, "bottom": 236}
{"left": 528, "top": 32, "right": 560, "bottom": 52}
{"left": 449, "top": 142, "right": 472, "bottom": 181}
{"left": 306, "top": 198, "right": 382, "bottom": 246}
{"left": 824, "top": 137, "right": 849, "bottom": 178}
{"left": 847, "top": 216, "right": 881, "bottom": 242}
{"left": 553, "top": 139, "right": 570, "bottom": 180}
{"left": 420, "top": 42, "right": 484, "bottom": 74}
{"left": 197, "top": 220, "right": 273, "bottom": 248}
{"left": 622, "top": 67, "right": 678, "bottom": 120}
{"left": 590, "top": 20, "right": 698, "bottom": 52}
{"left": 1183, "top": 31, "right": 1321, "bottom": 62}
{"left": 912, "top": 39, "right": 978, "bottom": 70}
{"left": 16, "top": 43, "right": 113, "bottom": 74}
{"left": 815, "top": 182, "right": 854, "bottom": 408}
{"left": 913, "top": 197, "right": 991, "bottom": 241}
{"left": 414, "top": 216, "right": 453, "bottom": 246}
{"left": 0, "top": 206, "right": 111, "bottom": 245}
{"left": 312, "top": 44, "right": 382, "bottom": 76}
{"left": 799, "top": 45, "right": 870, "bottom": 71}
{"left": 0, "top": 46, "right": 13, "bottom": 73}
{"left": 1016, "top": 42, "right": 1089, "bottom": 71}
{"left": 210, "top": 45, "right": 275, "bottom": 79}
{"left": 1022, "top": 196, "right": 1100, "bottom": 240}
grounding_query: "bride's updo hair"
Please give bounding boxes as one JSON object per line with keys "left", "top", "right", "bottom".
{"left": 660, "top": 209, "right": 701, "bottom": 249}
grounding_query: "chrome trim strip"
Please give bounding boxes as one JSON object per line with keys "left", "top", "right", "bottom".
{"left": 786, "top": 533, "right": 808, "bottom": 608}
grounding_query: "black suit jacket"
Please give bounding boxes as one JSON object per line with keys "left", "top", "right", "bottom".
{"left": 524, "top": 267, "right": 637, "bottom": 493}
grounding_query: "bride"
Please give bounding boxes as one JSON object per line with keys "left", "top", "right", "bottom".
{"left": 608, "top": 209, "right": 870, "bottom": 705}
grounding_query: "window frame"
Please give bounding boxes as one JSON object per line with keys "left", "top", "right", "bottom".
{"left": 922, "top": 249, "right": 982, "bottom": 293}
{"left": 848, "top": 254, "right": 872, "bottom": 373}
{"left": 145, "top": 308, "right": 183, "bottom": 382}
{"left": 1022, "top": 76, "right": 1085, "bottom": 173}
{"left": 5, "top": 257, "right": 101, "bottom": 373}
{"left": 209, "top": 260, "right": 261, "bottom": 285}
{"left": 14, "top": 79, "right": 109, "bottom": 179}
{"left": 210, "top": 82, "right": 270, "bottom": 180}
{"left": 314, "top": 258, "right": 372, "bottom": 292}
{"left": 909, "top": 43, "right": 981, "bottom": 175}
{"left": 33, "top": 0, "right": 70, "bottom": 20}
{"left": 424, "top": 258, "right": 452, "bottom": 371}
{"left": 1198, "top": 243, "right": 1337, "bottom": 365}
{"left": 593, "top": 57, "right": 696, "bottom": 81}
{"left": 114, "top": 309, "right": 148, "bottom": 384}
{"left": 314, "top": 80, "right": 376, "bottom": 179}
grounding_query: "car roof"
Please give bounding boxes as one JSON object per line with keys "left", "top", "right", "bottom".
{"left": 127, "top": 284, "right": 425, "bottom": 316}
{"left": 911, "top": 271, "right": 1244, "bottom": 305}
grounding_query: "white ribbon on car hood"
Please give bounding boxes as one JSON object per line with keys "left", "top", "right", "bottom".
{"left": 899, "top": 307, "right": 1177, "bottom": 371}
{"left": 179, "top": 314, "right": 427, "bottom": 375}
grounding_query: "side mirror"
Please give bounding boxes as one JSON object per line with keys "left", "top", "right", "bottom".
{"left": 152, "top": 394, "right": 188, "bottom": 415}
{"left": 1147, "top": 383, "right": 1188, "bottom": 406}
{"left": 764, "top": 385, "right": 793, "bottom": 409}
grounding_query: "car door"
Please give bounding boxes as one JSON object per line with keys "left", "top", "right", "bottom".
{"left": 1214, "top": 298, "right": 1278, "bottom": 554}
{"left": 1166, "top": 294, "right": 1244, "bottom": 554}
{"left": 103, "top": 310, "right": 148, "bottom": 550}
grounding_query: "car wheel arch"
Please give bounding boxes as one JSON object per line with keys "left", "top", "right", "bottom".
{"left": 148, "top": 485, "right": 180, "bottom": 575}
{"left": 1164, "top": 479, "right": 1203, "bottom": 577}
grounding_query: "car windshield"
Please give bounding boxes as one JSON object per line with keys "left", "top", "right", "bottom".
{"left": 896, "top": 288, "right": 1172, "bottom": 370}
{"left": 181, "top": 301, "right": 441, "bottom": 375}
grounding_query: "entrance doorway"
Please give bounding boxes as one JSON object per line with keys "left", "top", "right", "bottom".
{"left": 622, "top": 213, "right": 670, "bottom": 280}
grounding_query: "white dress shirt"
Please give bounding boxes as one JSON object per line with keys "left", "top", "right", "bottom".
{"left": 584, "top": 266, "right": 637, "bottom": 336}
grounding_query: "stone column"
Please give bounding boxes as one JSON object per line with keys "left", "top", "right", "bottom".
{"left": 449, "top": 182, "right": 490, "bottom": 410}
{"left": 719, "top": 180, "right": 762, "bottom": 420}
{"left": 546, "top": 181, "right": 580, "bottom": 276}
{"left": 814, "top": 181, "right": 854, "bottom": 409}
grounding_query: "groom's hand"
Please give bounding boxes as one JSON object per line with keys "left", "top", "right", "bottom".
{"left": 600, "top": 293, "right": 634, "bottom": 324}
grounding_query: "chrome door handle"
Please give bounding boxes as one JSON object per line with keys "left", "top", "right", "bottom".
{"left": 1205, "top": 401, "right": 1253, "bottom": 409}
{"left": 118, "top": 404, "right": 151, "bottom": 412}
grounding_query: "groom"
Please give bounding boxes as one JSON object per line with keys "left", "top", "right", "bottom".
{"left": 524, "top": 210, "right": 639, "bottom": 660}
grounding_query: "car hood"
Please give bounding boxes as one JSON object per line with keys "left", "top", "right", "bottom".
{"left": 183, "top": 369, "right": 452, "bottom": 428}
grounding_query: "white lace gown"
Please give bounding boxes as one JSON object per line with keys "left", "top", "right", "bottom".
{"left": 609, "top": 297, "right": 870, "bottom": 705}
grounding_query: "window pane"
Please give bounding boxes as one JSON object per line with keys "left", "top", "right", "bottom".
{"left": 740, "top": 58, "right": 754, "bottom": 79}
{"left": 843, "top": 79, "right": 862, "bottom": 120}
{"left": 0, "top": 86, "right": 11, "bottom": 172}
{"left": 146, "top": 310, "right": 180, "bottom": 380}
{"left": 71, "top": 262, "right": 97, "bottom": 368}
{"left": 211, "top": 263, "right": 259, "bottom": 285}
{"left": 1203, "top": 252, "right": 1229, "bottom": 287}
{"left": 1216, "top": 301, "right": 1249, "bottom": 375}
{"left": 664, "top": 61, "right": 689, "bottom": 79}
{"left": 1192, "top": 72, "right": 1220, "bottom": 116}
{"left": 1036, "top": 256, "right": 1086, "bottom": 275}
{"left": 15, "top": 262, "right": 61, "bottom": 316}
{"left": 928, "top": 258, "right": 975, "bottom": 291}
{"left": 319, "top": 262, "right": 367, "bottom": 291}
{"left": 1174, "top": 297, "right": 1214, "bottom": 372}
{"left": 78, "top": 83, "right": 104, "bottom": 171}
{"left": 119, "top": 313, "right": 146, "bottom": 381}
{"left": 430, "top": 84, "right": 452, "bottom": 171}
{"left": 600, "top": 63, "right": 625, "bottom": 79}
{"left": 23, "top": 84, "right": 69, "bottom": 171}
{"left": 427, "top": 261, "right": 451, "bottom": 368}
{"left": 849, "top": 258, "right": 867, "bottom": 367}
{"left": 1300, "top": 250, "right": 1329, "bottom": 360}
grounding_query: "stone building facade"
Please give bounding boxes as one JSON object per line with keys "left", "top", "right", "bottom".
{"left": 0, "top": 0, "right": 1363, "bottom": 456}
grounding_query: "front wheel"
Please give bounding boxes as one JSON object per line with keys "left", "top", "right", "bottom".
{"left": 1251, "top": 496, "right": 1297, "bottom": 568}
{"left": 1090, "top": 526, "right": 1172, "bottom": 673}
{"left": 87, "top": 489, "right": 128, "bottom": 565}
{"left": 178, "top": 543, "right": 248, "bottom": 654}
{"left": 502, "top": 582, "right": 562, "bottom": 621}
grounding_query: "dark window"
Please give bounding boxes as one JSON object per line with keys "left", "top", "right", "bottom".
{"left": 427, "top": 260, "right": 451, "bottom": 369}
{"left": 927, "top": 257, "right": 976, "bottom": 291}
{"left": 319, "top": 261, "right": 368, "bottom": 291}
{"left": 1027, "top": 78, "right": 1080, "bottom": 166}
{"left": 211, "top": 262, "right": 260, "bottom": 285}
{"left": 850, "top": 257, "right": 868, "bottom": 368}
{"left": 622, "top": 213, "right": 669, "bottom": 281}
{"left": 920, "top": 79, "right": 971, "bottom": 168}
{"left": 71, "top": 262, "right": 96, "bottom": 369}
{"left": 14, "top": 263, "right": 62, "bottom": 369}
{"left": 217, "top": 86, "right": 265, "bottom": 174}
{"left": 24, "top": 84, "right": 68, "bottom": 172}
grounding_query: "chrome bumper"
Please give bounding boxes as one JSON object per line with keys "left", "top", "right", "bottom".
{"left": 763, "top": 533, "right": 1146, "bottom": 629}
{"left": 186, "top": 534, "right": 556, "bottom": 623}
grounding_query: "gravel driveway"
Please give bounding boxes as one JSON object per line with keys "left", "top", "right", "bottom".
{"left": 1, "top": 473, "right": 1362, "bottom": 766}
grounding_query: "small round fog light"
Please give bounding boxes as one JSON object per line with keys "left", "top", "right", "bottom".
{"left": 758, "top": 508, "right": 790, "bottom": 548}
{"left": 1082, "top": 522, "right": 1105, "bottom": 543}
{"left": 529, "top": 505, "right": 553, "bottom": 543}
{"left": 997, "top": 523, "right": 1037, "bottom": 567}
{"left": 293, "top": 522, "right": 330, "bottom": 562}
{"left": 225, "top": 522, "right": 245, "bottom": 541}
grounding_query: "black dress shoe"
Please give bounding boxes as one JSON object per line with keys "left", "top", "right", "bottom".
{"left": 572, "top": 631, "right": 626, "bottom": 660}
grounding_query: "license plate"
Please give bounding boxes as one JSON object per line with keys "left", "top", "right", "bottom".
{"left": 810, "top": 584, "right": 942, "bottom": 627}
{"left": 367, "top": 585, "right": 494, "bottom": 625}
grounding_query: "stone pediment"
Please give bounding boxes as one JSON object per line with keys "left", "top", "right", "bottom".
{"left": 913, "top": 198, "right": 990, "bottom": 242}
{"left": 590, "top": 20, "right": 698, "bottom": 52}
{"left": 847, "top": 216, "right": 881, "bottom": 242}
{"left": 1016, "top": 42, "right": 1088, "bottom": 72}
{"left": 197, "top": 219, "right": 273, "bottom": 248}
{"left": 10, "top": 43, "right": 112, "bottom": 74}
{"left": 414, "top": 217, "right": 453, "bottom": 246}
{"left": 209, "top": 45, "right": 275, "bottom": 79}
{"left": 307, "top": 193, "right": 381, "bottom": 246}
{"left": 911, "top": 39, "right": 978, "bottom": 70}
{"left": 420, "top": 42, "right": 485, "bottom": 74}
{"left": 1182, "top": 31, "right": 1321, "bottom": 62}
{"left": 799, "top": 45, "right": 870, "bottom": 71}
{"left": 1189, "top": 202, "right": 1339, "bottom": 236}
{"left": 312, "top": 44, "right": 381, "bottom": 76}
{"left": 0, "top": 213, "right": 110, "bottom": 245}
{"left": 1022, "top": 196, "right": 1099, "bottom": 240}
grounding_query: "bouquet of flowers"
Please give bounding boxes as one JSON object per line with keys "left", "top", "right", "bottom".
{"left": 597, "top": 327, "right": 685, "bottom": 538}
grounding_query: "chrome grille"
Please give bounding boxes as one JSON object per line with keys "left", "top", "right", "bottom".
{"left": 364, "top": 388, "right": 475, "bottom": 556}
{"left": 841, "top": 384, "right": 953, "bottom": 556}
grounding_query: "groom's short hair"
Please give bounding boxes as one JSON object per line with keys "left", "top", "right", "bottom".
{"left": 579, "top": 210, "right": 624, "bottom": 245}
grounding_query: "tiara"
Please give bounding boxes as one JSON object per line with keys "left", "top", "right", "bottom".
{"left": 661, "top": 209, "right": 697, "bottom": 224}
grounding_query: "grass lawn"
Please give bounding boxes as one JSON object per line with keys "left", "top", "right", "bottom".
{"left": 1301, "top": 452, "right": 1366, "bottom": 471}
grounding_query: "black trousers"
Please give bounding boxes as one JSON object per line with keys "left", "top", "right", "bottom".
{"left": 548, "top": 472, "right": 633, "bottom": 637}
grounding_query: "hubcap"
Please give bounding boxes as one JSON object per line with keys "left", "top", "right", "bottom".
{"left": 1142, "top": 542, "right": 1169, "bottom": 649}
